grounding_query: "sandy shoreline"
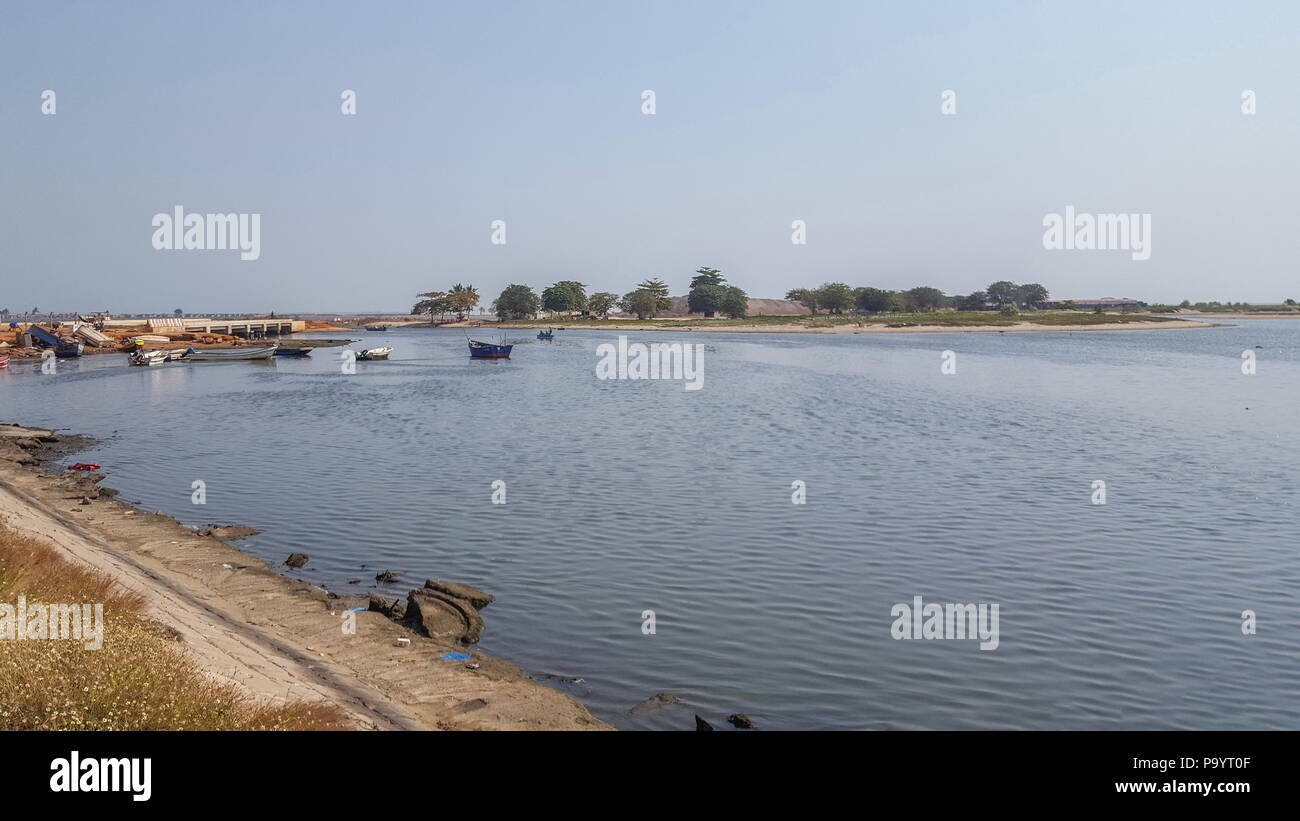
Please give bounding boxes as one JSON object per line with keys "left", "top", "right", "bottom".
{"left": 0, "top": 424, "right": 608, "bottom": 731}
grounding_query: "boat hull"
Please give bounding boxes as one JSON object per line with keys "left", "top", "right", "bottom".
{"left": 468, "top": 341, "right": 512, "bottom": 358}
{"left": 184, "top": 346, "right": 278, "bottom": 362}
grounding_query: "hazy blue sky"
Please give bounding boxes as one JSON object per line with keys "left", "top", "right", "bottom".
{"left": 3, "top": 0, "right": 1298, "bottom": 313}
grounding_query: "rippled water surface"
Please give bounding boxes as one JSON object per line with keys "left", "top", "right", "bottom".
{"left": 3, "top": 321, "right": 1299, "bottom": 729}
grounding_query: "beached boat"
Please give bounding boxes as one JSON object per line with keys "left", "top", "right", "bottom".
{"left": 537, "top": 329, "right": 554, "bottom": 340}
{"left": 468, "top": 340, "right": 512, "bottom": 359}
{"left": 364, "top": 325, "right": 389, "bottom": 331}
{"left": 356, "top": 346, "right": 393, "bottom": 360}
{"left": 55, "top": 340, "right": 84, "bottom": 358}
{"left": 183, "top": 346, "right": 278, "bottom": 362}
{"left": 272, "top": 346, "right": 312, "bottom": 357}
{"left": 0, "top": 355, "right": 9, "bottom": 369}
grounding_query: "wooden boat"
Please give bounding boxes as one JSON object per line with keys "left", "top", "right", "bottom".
{"left": 125, "top": 335, "right": 172, "bottom": 346}
{"left": 0, "top": 355, "right": 9, "bottom": 369}
{"left": 356, "top": 346, "right": 393, "bottom": 360}
{"left": 537, "top": 329, "right": 554, "bottom": 340}
{"left": 468, "top": 340, "right": 512, "bottom": 359}
{"left": 364, "top": 325, "right": 389, "bottom": 331}
{"left": 183, "top": 345, "right": 278, "bottom": 362}
{"left": 272, "top": 347, "right": 312, "bottom": 357}
{"left": 55, "top": 340, "right": 84, "bottom": 358}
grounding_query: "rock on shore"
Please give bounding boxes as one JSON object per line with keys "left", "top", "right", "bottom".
{"left": 405, "top": 580, "right": 493, "bottom": 644}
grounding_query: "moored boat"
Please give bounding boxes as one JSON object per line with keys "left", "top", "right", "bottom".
{"left": 129, "top": 350, "right": 167, "bottom": 366}
{"left": 364, "top": 325, "right": 389, "bottom": 331}
{"left": 0, "top": 354, "right": 9, "bottom": 369}
{"left": 55, "top": 340, "right": 84, "bottom": 358}
{"left": 468, "top": 340, "right": 512, "bottom": 359}
{"left": 356, "top": 346, "right": 393, "bottom": 360}
{"left": 183, "top": 345, "right": 278, "bottom": 362}
{"left": 537, "top": 328, "right": 554, "bottom": 340}
{"left": 272, "top": 346, "right": 313, "bottom": 356}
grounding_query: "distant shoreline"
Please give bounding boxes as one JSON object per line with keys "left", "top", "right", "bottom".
{"left": 486, "top": 317, "right": 1218, "bottom": 334}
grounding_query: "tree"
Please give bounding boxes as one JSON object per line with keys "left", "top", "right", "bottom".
{"left": 720, "top": 286, "right": 749, "bottom": 318}
{"left": 636, "top": 278, "right": 673, "bottom": 315}
{"left": 884, "top": 292, "right": 908, "bottom": 312}
{"left": 854, "top": 287, "right": 892, "bottom": 313}
{"left": 817, "top": 282, "right": 855, "bottom": 314}
{"left": 688, "top": 267, "right": 728, "bottom": 316}
{"left": 1018, "top": 283, "right": 1049, "bottom": 307}
{"left": 588, "top": 292, "right": 618, "bottom": 318}
{"left": 173, "top": 308, "right": 184, "bottom": 317}
{"left": 1286, "top": 298, "right": 1297, "bottom": 306}
{"left": 786, "top": 288, "right": 820, "bottom": 314}
{"left": 541, "top": 280, "right": 588, "bottom": 314}
{"left": 620, "top": 289, "right": 658, "bottom": 319}
{"left": 906, "top": 286, "right": 945, "bottom": 311}
{"left": 492, "top": 284, "right": 540, "bottom": 319}
{"left": 412, "top": 291, "right": 452, "bottom": 321}
{"left": 987, "top": 281, "right": 1020, "bottom": 305}
{"left": 957, "top": 291, "right": 988, "bottom": 311}
{"left": 447, "top": 283, "right": 479, "bottom": 320}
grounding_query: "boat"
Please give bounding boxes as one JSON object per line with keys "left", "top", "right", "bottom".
{"left": 128, "top": 350, "right": 167, "bottom": 366}
{"left": 163, "top": 348, "right": 190, "bottom": 361}
{"left": 364, "top": 325, "right": 389, "bottom": 331}
{"left": 468, "top": 340, "right": 512, "bottom": 359}
{"left": 27, "top": 325, "right": 83, "bottom": 357}
{"left": 537, "top": 329, "right": 554, "bottom": 340}
{"left": 0, "top": 355, "right": 9, "bottom": 369}
{"left": 356, "top": 346, "right": 393, "bottom": 360}
{"left": 272, "top": 346, "right": 313, "bottom": 357}
{"left": 125, "top": 335, "right": 172, "bottom": 346}
{"left": 183, "top": 346, "right": 278, "bottom": 362}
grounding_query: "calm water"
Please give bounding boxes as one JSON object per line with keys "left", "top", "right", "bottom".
{"left": 3, "top": 321, "right": 1299, "bottom": 730}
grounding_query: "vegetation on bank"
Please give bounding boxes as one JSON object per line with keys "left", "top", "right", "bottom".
{"left": 497, "top": 310, "right": 1183, "bottom": 329}
{"left": 0, "top": 520, "right": 347, "bottom": 730}
{"left": 1147, "top": 299, "right": 1300, "bottom": 313}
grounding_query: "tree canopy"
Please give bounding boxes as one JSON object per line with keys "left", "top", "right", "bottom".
{"left": 492, "top": 284, "right": 540, "bottom": 319}
{"left": 541, "top": 280, "right": 588, "bottom": 314}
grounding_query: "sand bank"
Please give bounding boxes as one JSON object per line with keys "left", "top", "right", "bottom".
{"left": 0, "top": 424, "right": 607, "bottom": 731}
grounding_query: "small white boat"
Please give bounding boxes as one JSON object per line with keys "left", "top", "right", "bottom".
{"left": 129, "top": 350, "right": 167, "bottom": 367}
{"left": 356, "top": 346, "right": 393, "bottom": 360}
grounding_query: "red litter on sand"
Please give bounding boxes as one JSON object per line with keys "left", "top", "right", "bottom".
{"left": 67, "top": 463, "right": 101, "bottom": 471}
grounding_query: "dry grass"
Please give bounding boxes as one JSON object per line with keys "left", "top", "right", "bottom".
{"left": 0, "top": 519, "right": 348, "bottom": 730}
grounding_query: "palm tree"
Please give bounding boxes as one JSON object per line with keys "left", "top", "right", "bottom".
{"left": 448, "top": 283, "right": 480, "bottom": 320}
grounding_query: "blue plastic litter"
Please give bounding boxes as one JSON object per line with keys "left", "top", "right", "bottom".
{"left": 440, "top": 651, "right": 472, "bottom": 661}
{"left": 347, "top": 607, "right": 366, "bottom": 612}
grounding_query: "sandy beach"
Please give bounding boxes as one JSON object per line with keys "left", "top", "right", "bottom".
{"left": 0, "top": 424, "right": 608, "bottom": 731}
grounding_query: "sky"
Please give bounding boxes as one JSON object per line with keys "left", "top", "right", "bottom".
{"left": 2, "top": 0, "right": 1298, "bottom": 313}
